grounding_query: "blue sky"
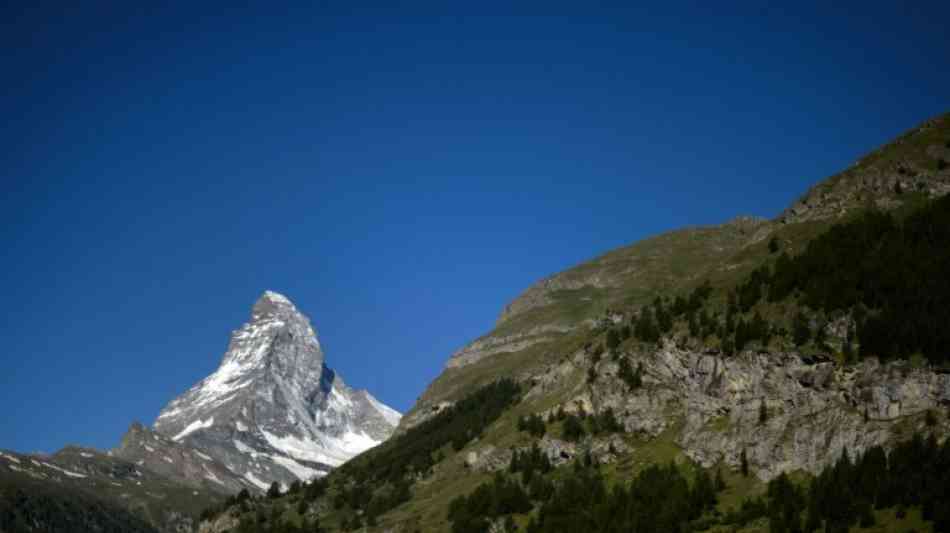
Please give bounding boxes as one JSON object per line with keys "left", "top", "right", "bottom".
{"left": 1, "top": 2, "right": 948, "bottom": 453}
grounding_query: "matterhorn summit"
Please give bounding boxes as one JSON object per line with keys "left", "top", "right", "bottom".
{"left": 152, "top": 291, "right": 401, "bottom": 490}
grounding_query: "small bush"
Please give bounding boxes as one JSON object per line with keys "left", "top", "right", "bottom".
{"left": 925, "top": 409, "right": 938, "bottom": 427}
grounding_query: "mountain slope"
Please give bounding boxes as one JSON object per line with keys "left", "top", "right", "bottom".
{"left": 153, "top": 291, "right": 401, "bottom": 490}
{"left": 0, "top": 446, "right": 222, "bottom": 533}
{"left": 198, "top": 112, "right": 950, "bottom": 533}
{"left": 403, "top": 111, "right": 950, "bottom": 431}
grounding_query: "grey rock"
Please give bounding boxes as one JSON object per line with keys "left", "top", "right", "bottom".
{"left": 574, "top": 343, "right": 949, "bottom": 481}
{"left": 113, "top": 422, "right": 249, "bottom": 493}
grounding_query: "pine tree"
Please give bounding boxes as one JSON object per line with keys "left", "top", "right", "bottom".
{"left": 605, "top": 328, "right": 621, "bottom": 352}
{"left": 741, "top": 448, "right": 749, "bottom": 477}
{"left": 793, "top": 311, "right": 811, "bottom": 347}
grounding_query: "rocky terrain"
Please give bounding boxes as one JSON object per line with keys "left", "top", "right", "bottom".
{"left": 112, "top": 422, "right": 251, "bottom": 494}
{"left": 461, "top": 340, "right": 950, "bottom": 482}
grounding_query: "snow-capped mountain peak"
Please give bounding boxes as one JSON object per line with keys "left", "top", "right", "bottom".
{"left": 152, "top": 291, "right": 400, "bottom": 489}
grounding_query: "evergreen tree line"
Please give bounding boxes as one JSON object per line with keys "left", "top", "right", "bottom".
{"left": 339, "top": 378, "right": 522, "bottom": 485}
{"left": 517, "top": 413, "right": 546, "bottom": 438}
{"left": 0, "top": 482, "right": 159, "bottom": 533}
{"left": 547, "top": 407, "right": 622, "bottom": 442}
{"left": 524, "top": 461, "right": 719, "bottom": 533}
{"left": 509, "top": 444, "right": 553, "bottom": 484}
{"left": 739, "top": 193, "right": 950, "bottom": 363}
{"left": 606, "top": 194, "right": 950, "bottom": 362}
{"left": 447, "top": 432, "right": 950, "bottom": 533}
{"left": 725, "top": 434, "right": 950, "bottom": 533}
{"left": 322, "top": 379, "right": 520, "bottom": 528}
{"left": 221, "top": 379, "right": 521, "bottom": 532}
{"left": 230, "top": 503, "right": 325, "bottom": 533}
{"left": 448, "top": 472, "right": 533, "bottom": 533}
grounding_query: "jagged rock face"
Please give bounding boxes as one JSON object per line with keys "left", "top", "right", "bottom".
{"left": 153, "top": 291, "right": 401, "bottom": 491}
{"left": 113, "top": 422, "right": 249, "bottom": 493}
{"left": 539, "top": 341, "right": 950, "bottom": 481}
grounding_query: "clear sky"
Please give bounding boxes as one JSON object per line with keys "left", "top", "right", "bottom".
{"left": 1, "top": 2, "right": 948, "bottom": 453}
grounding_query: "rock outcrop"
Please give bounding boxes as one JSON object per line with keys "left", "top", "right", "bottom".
{"left": 544, "top": 341, "right": 950, "bottom": 481}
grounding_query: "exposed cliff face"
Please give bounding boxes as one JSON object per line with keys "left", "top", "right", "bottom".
{"left": 153, "top": 291, "right": 401, "bottom": 490}
{"left": 537, "top": 342, "right": 950, "bottom": 481}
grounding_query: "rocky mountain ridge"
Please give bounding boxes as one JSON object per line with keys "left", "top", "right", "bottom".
{"left": 0, "top": 445, "right": 220, "bottom": 532}
{"left": 152, "top": 291, "right": 401, "bottom": 491}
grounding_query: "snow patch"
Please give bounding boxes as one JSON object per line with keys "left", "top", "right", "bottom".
{"left": 172, "top": 417, "right": 214, "bottom": 441}
{"left": 270, "top": 455, "right": 322, "bottom": 481}
{"left": 236, "top": 420, "right": 248, "bottom": 432}
{"left": 261, "top": 430, "right": 337, "bottom": 465}
{"left": 0, "top": 453, "right": 20, "bottom": 464}
{"left": 194, "top": 450, "right": 213, "bottom": 461}
{"left": 144, "top": 445, "right": 155, "bottom": 453}
{"left": 203, "top": 467, "right": 224, "bottom": 485}
{"left": 41, "top": 462, "right": 87, "bottom": 478}
{"left": 261, "top": 428, "right": 381, "bottom": 467}
{"left": 234, "top": 439, "right": 257, "bottom": 456}
{"left": 336, "top": 429, "right": 382, "bottom": 455}
{"left": 262, "top": 290, "right": 292, "bottom": 305}
{"left": 244, "top": 471, "right": 270, "bottom": 490}
{"left": 330, "top": 386, "right": 353, "bottom": 409}
{"left": 80, "top": 452, "right": 94, "bottom": 458}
